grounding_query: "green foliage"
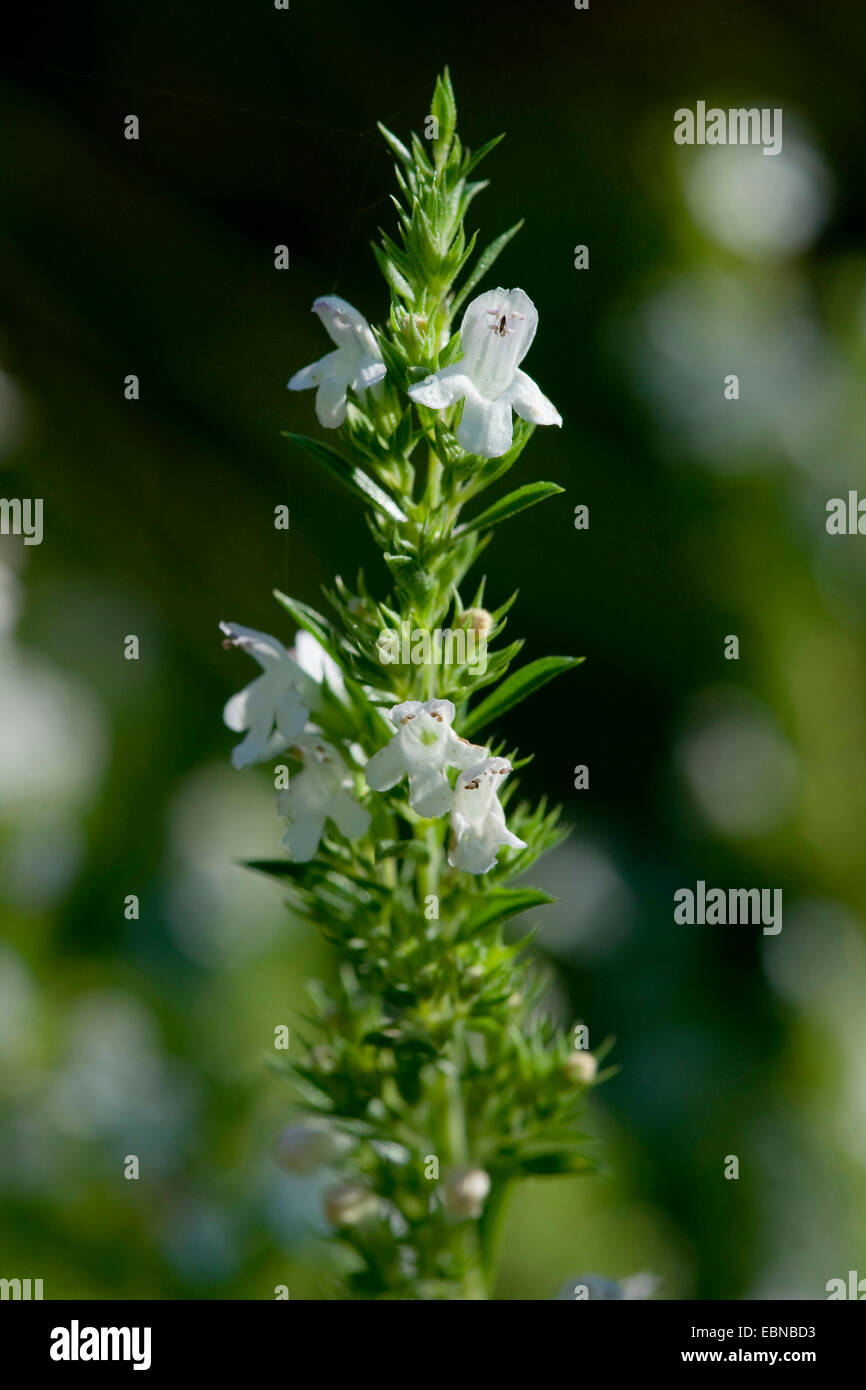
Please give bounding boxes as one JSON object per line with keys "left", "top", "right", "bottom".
{"left": 256, "top": 71, "right": 594, "bottom": 1300}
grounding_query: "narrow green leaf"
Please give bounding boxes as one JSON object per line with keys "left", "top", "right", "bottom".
{"left": 374, "top": 840, "right": 430, "bottom": 865}
{"left": 461, "top": 132, "right": 506, "bottom": 178}
{"left": 431, "top": 68, "right": 457, "bottom": 169}
{"left": 452, "top": 219, "right": 524, "bottom": 314}
{"left": 377, "top": 121, "right": 412, "bottom": 166}
{"left": 458, "top": 888, "right": 555, "bottom": 938}
{"left": 271, "top": 592, "right": 343, "bottom": 666}
{"left": 461, "top": 656, "right": 585, "bottom": 737}
{"left": 456, "top": 482, "right": 564, "bottom": 536}
{"left": 281, "top": 433, "right": 407, "bottom": 522}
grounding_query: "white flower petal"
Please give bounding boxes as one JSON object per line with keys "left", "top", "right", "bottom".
{"left": 282, "top": 810, "right": 326, "bottom": 862}
{"left": 353, "top": 356, "right": 387, "bottom": 392}
{"left": 313, "top": 297, "right": 384, "bottom": 389}
{"left": 500, "top": 826, "right": 527, "bottom": 850}
{"left": 314, "top": 375, "right": 349, "bottom": 429}
{"left": 365, "top": 739, "right": 406, "bottom": 792}
{"left": 460, "top": 288, "right": 538, "bottom": 399}
{"left": 220, "top": 622, "right": 288, "bottom": 669}
{"left": 277, "top": 737, "right": 369, "bottom": 858}
{"left": 506, "top": 368, "right": 562, "bottom": 427}
{"left": 230, "top": 708, "right": 276, "bottom": 770}
{"left": 389, "top": 700, "right": 428, "bottom": 725}
{"left": 447, "top": 756, "right": 525, "bottom": 874}
{"left": 408, "top": 765, "right": 453, "bottom": 819}
{"left": 289, "top": 299, "right": 384, "bottom": 420}
{"left": 408, "top": 364, "right": 473, "bottom": 410}
{"left": 293, "top": 630, "right": 345, "bottom": 696}
{"left": 447, "top": 814, "right": 498, "bottom": 875}
{"left": 273, "top": 688, "right": 310, "bottom": 743}
{"left": 329, "top": 790, "right": 371, "bottom": 840}
{"left": 446, "top": 730, "right": 490, "bottom": 769}
{"left": 457, "top": 393, "right": 514, "bottom": 458}
{"left": 223, "top": 687, "right": 252, "bottom": 734}
{"left": 365, "top": 699, "right": 477, "bottom": 817}
{"left": 221, "top": 623, "right": 317, "bottom": 767}
{"left": 287, "top": 353, "right": 331, "bottom": 392}
{"left": 314, "top": 296, "right": 373, "bottom": 351}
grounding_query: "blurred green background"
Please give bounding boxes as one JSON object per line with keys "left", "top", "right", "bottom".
{"left": 2, "top": 0, "right": 866, "bottom": 1299}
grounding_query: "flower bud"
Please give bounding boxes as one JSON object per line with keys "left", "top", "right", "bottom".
{"left": 309, "top": 1044, "right": 336, "bottom": 1073}
{"left": 459, "top": 964, "right": 485, "bottom": 996}
{"left": 443, "top": 1167, "right": 491, "bottom": 1219}
{"left": 564, "top": 1050, "right": 597, "bottom": 1084}
{"left": 462, "top": 607, "right": 493, "bottom": 636}
{"left": 323, "top": 1180, "right": 379, "bottom": 1228}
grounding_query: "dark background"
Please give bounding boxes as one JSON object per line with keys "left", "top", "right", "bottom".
{"left": 1, "top": 0, "right": 865, "bottom": 1298}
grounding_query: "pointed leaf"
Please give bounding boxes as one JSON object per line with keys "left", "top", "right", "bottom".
{"left": 461, "top": 656, "right": 585, "bottom": 737}
{"left": 271, "top": 591, "right": 345, "bottom": 666}
{"left": 456, "top": 482, "right": 564, "bottom": 536}
{"left": 377, "top": 122, "right": 412, "bottom": 166}
{"left": 458, "top": 888, "right": 555, "bottom": 938}
{"left": 452, "top": 220, "right": 524, "bottom": 314}
{"left": 461, "top": 133, "right": 506, "bottom": 178}
{"left": 281, "top": 433, "right": 407, "bottom": 522}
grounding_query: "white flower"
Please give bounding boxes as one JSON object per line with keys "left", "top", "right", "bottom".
{"left": 443, "top": 1167, "right": 491, "bottom": 1219}
{"left": 278, "top": 734, "right": 370, "bottom": 861}
{"left": 447, "top": 756, "right": 526, "bottom": 874}
{"left": 408, "top": 288, "right": 561, "bottom": 458}
{"left": 563, "top": 1051, "right": 597, "bottom": 1084}
{"left": 291, "top": 629, "right": 345, "bottom": 699}
{"left": 323, "top": 1180, "right": 380, "bottom": 1228}
{"left": 287, "top": 295, "right": 386, "bottom": 428}
{"left": 275, "top": 1120, "right": 351, "bottom": 1174}
{"left": 221, "top": 622, "right": 318, "bottom": 769}
{"left": 365, "top": 699, "right": 487, "bottom": 819}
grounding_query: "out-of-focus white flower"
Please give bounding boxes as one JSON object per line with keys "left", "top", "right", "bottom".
{"left": 447, "top": 756, "right": 525, "bottom": 874}
{"left": 683, "top": 137, "right": 831, "bottom": 262}
{"left": 408, "top": 288, "right": 561, "bottom": 458}
{"left": 443, "top": 1167, "right": 491, "bottom": 1219}
{"left": 287, "top": 296, "right": 386, "bottom": 428}
{"left": 365, "top": 698, "right": 487, "bottom": 818}
{"left": 276, "top": 1121, "right": 349, "bottom": 1174}
{"left": 220, "top": 622, "right": 317, "bottom": 769}
{"left": 278, "top": 734, "right": 370, "bottom": 860}
{"left": 291, "top": 629, "right": 345, "bottom": 699}
{"left": 563, "top": 1050, "right": 597, "bottom": 1084}
{"left": 323, "top": 1180, "right": 379, "bottom": 1228}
